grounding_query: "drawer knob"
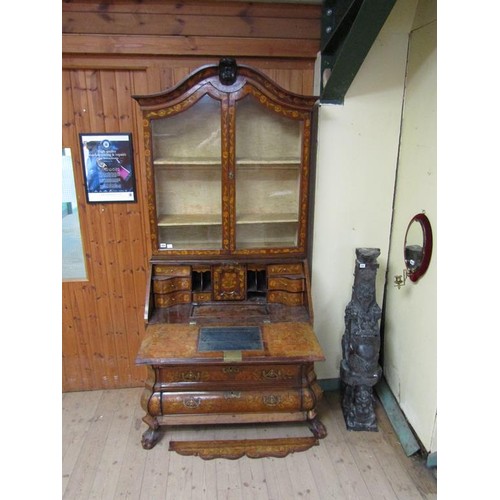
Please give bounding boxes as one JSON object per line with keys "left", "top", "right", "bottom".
{"left": 181, "top": 370, "right": 201, "bottom": 381}
{"left": 222, "top": 366, "right": 241, "bottom": 374}
{"left": 224, "top": 391, "right": 241, "bottom": 399}
{"left": 183, "top": 397, "right": 201, "bottom": 409}
{"left": 262, "top": 395, "right": 281, "bottom": 407}
{"left": 262, "top": 369, "right": 282, "bottom": 379}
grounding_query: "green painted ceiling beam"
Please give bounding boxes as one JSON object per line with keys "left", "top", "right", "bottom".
{"left": 320, "top": 0, "right": 397, "bottom": 104}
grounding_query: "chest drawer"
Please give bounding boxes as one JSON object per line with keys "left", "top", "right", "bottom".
{"left": 268, "top": 263, "right": 303, "bottom": 276}
{"left": 153, "top": 277, "right": 191, "bottom": 293}
{"left": 268, "top": 277, "right": 305, "bottom": 293}
{"left": 268, "top": 290, "right": 304, "bottom": 306}
{"left": 157, "top": 364, "right": 301, "bottom": 387}
{"left": 160, "top": 388, "right": 310, "bottom": 414}
{"left": 154, "top": 265, "right": 191, "bottom": 277}
{"left": 154, "top": 291, "right": 191, "bottom": 308}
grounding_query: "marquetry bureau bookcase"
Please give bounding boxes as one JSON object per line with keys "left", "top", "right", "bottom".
{"left": 133, "top": 58, "right": 327, "bottom": 458}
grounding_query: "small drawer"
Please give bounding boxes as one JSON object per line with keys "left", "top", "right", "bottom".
{"left": 154, "top": 265, "right": 191, "bottom": 277}
{"left": 160, "top": 389, "right": 304, "bottom": 414}
{"left": 154, "top": 291, "right": 191, "bottom": 308}
{"left": 192, "top": 292, "right": 212, "bottom": 303}
{"left": 268, "top": 277, "right": 304, "bottom": 293}
{"left": 153, "top": 277, "right": 191, "bottom": 293}
{"left": 268, "top": 263, "right": 303, "bottom": 276}
{"left": 158, "top": 364, "right": 301, "bottom": 385}
{"left": 213, "top": 265, "right": 246, "bottom": 301}
{"left": 268, "top": 290, "right": 304, "bottom": 306}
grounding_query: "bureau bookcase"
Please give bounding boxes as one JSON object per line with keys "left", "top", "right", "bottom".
{"left": 133, "top": 59, "right": 326, "bottom": 457}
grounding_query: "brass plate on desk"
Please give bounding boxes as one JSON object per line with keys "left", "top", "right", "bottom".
{"left": 223, "top": 351, "right": 242, "bottom": 362}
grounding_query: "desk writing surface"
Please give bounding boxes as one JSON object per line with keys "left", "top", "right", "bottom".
{"left": 136, "top": 322, "right": 324, "bottom": 365}
{"left": 198, "top": 326, "right": 264, "bottom": 351}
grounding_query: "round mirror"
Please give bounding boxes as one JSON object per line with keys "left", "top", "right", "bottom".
{"left": 404, "top": 213, "right": 433, "bottom": 282}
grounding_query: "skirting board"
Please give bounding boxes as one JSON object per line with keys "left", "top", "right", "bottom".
{"left": 375, "top": 377, "right": 421, "bottom": 456}
{"left": 319, "top": 377, "right": 421, "bottom": 457}
{"left": 318, "top": 378, "right": 341, "bottom": 392}
{"left": 426, "top": 451, "right": 437, "bottom": 468}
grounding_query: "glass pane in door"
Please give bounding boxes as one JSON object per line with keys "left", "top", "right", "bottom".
{"left": 62, "top": 147, "right": 87, "bottom": 280}
{"left": 235, "top": 95, "right": 302, "bottom": 249}
{"left": 151, "top": 94, "right": 222, "bottom": 250}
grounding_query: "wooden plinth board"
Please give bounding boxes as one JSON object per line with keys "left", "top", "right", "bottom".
{"left": 169, "top": 436, "right": 319, "bottom": 460}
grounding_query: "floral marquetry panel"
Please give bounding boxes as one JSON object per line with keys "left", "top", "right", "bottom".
{"left": 213, "top": 264, "right": 246, "bottom": 301}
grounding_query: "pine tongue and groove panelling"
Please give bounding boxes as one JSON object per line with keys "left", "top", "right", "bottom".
{"left": 62, "top": 1, "right": 320, "bottom": 36}
{"left": 62, "top": 0, "right": 319, "bottom": 38}
{"left": 62, "top": 1, "right": 321, "bottom": 392}
{"left": 63, "top": 68, "right": 151, "bottom": 391}
{"left": 62, "top": 0, "right": 321, "bottom": 58}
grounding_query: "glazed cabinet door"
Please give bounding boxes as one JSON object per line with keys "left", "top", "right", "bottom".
{"left": 135, "top": 60, "right": 316, "bottom": 258}
{"left": 234, "top": 94, "right": 303, "bottom": 250}
{"left": 150, "top": 94, "right": 224, "bottom": 252}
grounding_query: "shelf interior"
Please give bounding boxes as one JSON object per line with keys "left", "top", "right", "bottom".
{"left": 157, "top": 213, "right": 298, "bottom": 227}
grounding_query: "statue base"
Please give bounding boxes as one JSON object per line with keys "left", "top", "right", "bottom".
{"left": 341, "top": 361, "right": 381, "bottom": 431}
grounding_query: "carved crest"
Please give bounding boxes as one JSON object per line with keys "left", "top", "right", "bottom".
{"left": 218, "top": 57, "right": 238, "bottom": 85}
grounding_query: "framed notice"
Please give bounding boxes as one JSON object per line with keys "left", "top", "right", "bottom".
{"left": 80, "top": 133, "right": 136, "bottom": 203}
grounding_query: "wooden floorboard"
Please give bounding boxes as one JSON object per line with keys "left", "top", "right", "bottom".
{"left": 62, "top": 388, "right": 437, "bottom": 499}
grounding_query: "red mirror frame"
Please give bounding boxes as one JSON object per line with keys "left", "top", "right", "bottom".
{"left": 404, "top": 213, "right": 433, "bottom": 283}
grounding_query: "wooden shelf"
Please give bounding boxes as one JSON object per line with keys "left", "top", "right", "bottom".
{"left": 157, "top": 214, "right": 221, "bottom": 227}
{"left": 237, "top": 159, "right": 300, "bottom": 165}
{"left": 153, "top": 158, "right": 299, "bottom": 168}
{"left": 157, "top": 213, "right": 298, "bottom": 227}
{"left": 160, "top": 242, "right": 222, "bottom": 250}
{"left": 237, "top": 240, "right": 297, "bottom": 249}
{"left": 237, "top": 213, "right": 298, "bottom": 224}
{"left": 154, "top": 158, "right": 220, "bottom": 166}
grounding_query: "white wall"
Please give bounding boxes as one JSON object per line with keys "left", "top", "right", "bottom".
{"left": 311, "top": 0, "right": 437, "bottom": 453}
{"left": 311, "top": 0, "right": 418, "bottom": 380}
{"left": 383, "top": 0, "right": 437, "bottom": 453}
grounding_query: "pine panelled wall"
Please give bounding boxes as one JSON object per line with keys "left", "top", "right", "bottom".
{"left": 62, "top": 0, "right": 321, "bottom": 392}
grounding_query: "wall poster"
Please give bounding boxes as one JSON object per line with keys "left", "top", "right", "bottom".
{"left": 80, "top": 133, "right": 136, "bottom": 203}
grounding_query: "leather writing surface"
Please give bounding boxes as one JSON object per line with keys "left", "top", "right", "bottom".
{"left": 198, "top": 326, "right": 263, "bottom": 351}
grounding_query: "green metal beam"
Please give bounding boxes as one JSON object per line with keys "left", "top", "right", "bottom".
{"left": 321, "top": 0, "right": 362, "bottom": 53}
{"left": 320, "top": 0, "right": 397, "bottom": 104}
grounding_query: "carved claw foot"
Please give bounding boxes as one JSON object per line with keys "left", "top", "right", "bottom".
{"left": 308, "top": 416, "right": 327, "bottom": 439}
{"left": 141, "top": 427, "right": 161, "bottom": 450}
{"left": 141, "top": 414, "right": 161, "bottom": 449}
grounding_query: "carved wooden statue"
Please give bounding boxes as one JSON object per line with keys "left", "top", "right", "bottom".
{"left": 340, "top": 248, "right": 382, "bottom": 431}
